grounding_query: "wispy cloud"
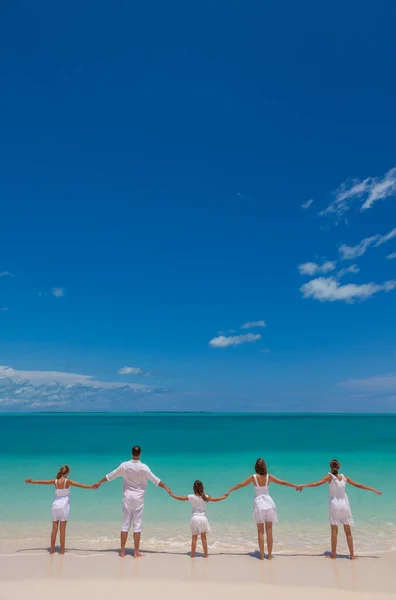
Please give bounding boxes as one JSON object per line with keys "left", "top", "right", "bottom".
{"left": 52, "top": 288, "right": 65, "bottom": 298}
{"left": 301, "top": 199, "right": 314, "bottom": 210}
{"left": 321, "top": 165, "right": 396, "bottom": 220}
{"left": 237, "top": 192, "right": 244, "bottom": 199}
{"left": 298, "top": 261, "right": 337, "bottom": 276}
{"left": 337, "top": 265, "right": 360, "bottom": 278}
{"left": 0, "top": 308, "right": 9, "bottom": 312}
{"left": 339, "top": 228, "right": 396, "bottom": 260}
{"left": 241, "top": 320, "right": 266, "bottom": 329}
{"left": 209, "top": 333, "right": 261, "bottom": 348}
{"left": 386, "top": 252, "right": 396, "bottom": 260}
{"left": 118, "top": 366, "right": 147, "bottom": 375}
{"left": 0, "top": 271, "right": 14, "bottom": 277}
{"left": 339, "top": 374, "right": 396, "bottom": 394}
{"left": 300, "top": 277, "right": 396, "bottom": 303}
{"left": 0, "top": 366, "right": 165, "bottom": 410}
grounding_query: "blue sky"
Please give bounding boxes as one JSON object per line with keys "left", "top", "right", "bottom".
{"left": 1, "top": 1, "right": 396, "bottom": 412}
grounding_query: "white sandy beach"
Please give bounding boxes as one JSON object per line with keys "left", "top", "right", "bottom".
{"left": 1, "top": 547, "right": 395, "bottom": 600}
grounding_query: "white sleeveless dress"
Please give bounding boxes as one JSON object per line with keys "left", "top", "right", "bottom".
{"left": 52, "top": 479, "right": 70, "bottom": 522}
{"left": 328, "top": 473, "right": 354, "bottom": 526}
{"left": 253, "top": 474, "right": 278, "bottom": 523}
{"left": 188, "top": 494, "right": 211, "bottom": 534}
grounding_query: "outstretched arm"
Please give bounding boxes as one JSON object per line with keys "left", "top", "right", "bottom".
{"left": 208, "top": 495, "right": 228, "bottom": 502}
{"left": 158, "top": 481, "right": 172, "bottom": 494}
{"left": 299, "top": 474, "right": 331, "bottom": 489}
{"left": 25, "top": 479, "right": 55, "bottom": 485}
{"left": 94, "top": 476, "right": 109, "bottom": 487}
{"left": 168, "top": 493, "right": 189, "bottom": 501}
{"left": 226, "top": 475, "right": 253, "bottom": 495}
{"left": 345, "top": 476, "right": 382, "bottom": 495}
{"left": 68, "top": 480, "right": 97, "bottom": 490}
{"left": 269, "top": 475, "right": 301, "bottom": 489}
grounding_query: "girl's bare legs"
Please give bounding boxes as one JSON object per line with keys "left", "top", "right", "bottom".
{"left": 191, "top": 534, "right": 198, "bottom": 558}
{"left": 59, "top": 521, "right": 67, "bottom": 555}
{"left": 344, "top": 525, "right": 355, "bottom": 560}
{"left": 201, "top": 533, "right": 208, "bottom": 558}
{"left": 327, "top": 525, "right": 338, "bottom": 559}
{"left": 265, "top": 522, "right": 273, "bottom": 559}
{"left": 50, "top": 521, "right": 59, "bottom": 554}
{"left": 256, "top": 524, "right": 265, "bottom": 560}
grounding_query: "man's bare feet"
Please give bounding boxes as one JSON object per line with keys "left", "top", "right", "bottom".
{"left": 350, "top": 555, "right": 357, "bottom": 560}
{"left": 267, "top": 555, "right": 273, "bottom": 560}
{"left": 134, "top": 551, "right": 144, "bottom": 558}
{"left": 326, "top": 553, "right": 337, "bottom": 559}
{"left": 119, "top": 551, "right": 125, "bottom": 558}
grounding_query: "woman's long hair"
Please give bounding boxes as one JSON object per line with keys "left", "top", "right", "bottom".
{"left": 193, "top": 480, "right": 208, "bottom": 502}
{"left": 255, "top": 458, "right": 267, "bottom": 476}
{"left": 329, "top": 459, "right": 340, "bottom": 475}
{"left": 56, "top": 465, "right": 70, "bottom": 479}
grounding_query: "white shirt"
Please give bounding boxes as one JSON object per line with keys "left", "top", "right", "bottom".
{"left": 106, "top": 459, "right": 161, "bottom": 509}
{"left": 188, "top": 494, "right": 207, "bottom": 516}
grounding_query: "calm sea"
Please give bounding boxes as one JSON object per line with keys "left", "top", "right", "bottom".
{"left": 0, "top": 414, "right": 395, "bottom": 554}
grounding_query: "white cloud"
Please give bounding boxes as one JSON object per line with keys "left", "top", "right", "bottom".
{"left": 339, "top": 374, "right": 396, "bottom": 394}
{"left": 301, "top": 199, "right": 314, "bottom": 210}
{"left": 241, "top": 320, "right": 266, "bottom": 329}
{"left": 118, "top": 366, "right": 144, "bottom": 375}
{"left": 0, "top": 365, "right": 166, "bottom": 410}
{"left": 300, "top": 276, "right": 396, "bottom": 303}
{"left": 0, "top": 271, "right": 14, "bottom": 277}
{"left": 339, "top": 227, "right": 396, "bottom": 260}
{"left": 321, "top": 165, "right": 396, "bottom": 219}
{"left": 237, "top": 192, "right": 244, "bottom": 199}
{"left": 386, "top": 252, "right": 396, "bottom": 260}
{"left": 209, "top": 333, "right": 261, "bottom": 348}
{"left": 337, "top": 265, "right": 360, "bottom": 278}
{"left": 52, "top": 288, "right": 65, "bottom": 297}
{"left": 298, "top": 261, "right": 337, "bottom": 276}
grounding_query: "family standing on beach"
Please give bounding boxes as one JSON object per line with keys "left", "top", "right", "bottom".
{"left": 25, "top": 446, "right": 382, "bottom": 561}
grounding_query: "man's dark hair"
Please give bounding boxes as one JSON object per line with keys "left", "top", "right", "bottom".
{"left": 132, "top": 446, "right": 141, "bottom": 457}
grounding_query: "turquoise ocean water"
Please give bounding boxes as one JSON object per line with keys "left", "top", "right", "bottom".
{"left": 0, "top": 414, "right": 395, "bottom": 554}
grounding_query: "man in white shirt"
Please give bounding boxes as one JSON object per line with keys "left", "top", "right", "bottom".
{"left": 96, "top": 445, "right": 172, "bottom": 557}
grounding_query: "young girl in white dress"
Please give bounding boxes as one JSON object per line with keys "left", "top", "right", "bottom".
{"left": 226, "top": 458, "right": 301, "bottom": 560}
{"left": 299, "top": 459, "right": 382, "bottom": 560}
{"left": 25, "top": 465, "right": 97, "bottom": 554}
{"left": 168, "top": 480, "right": 227, "bottom": 557}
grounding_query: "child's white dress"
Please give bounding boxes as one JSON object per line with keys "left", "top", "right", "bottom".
{"left": 52, "top": 479, "right": 70, "bottom": 522}
{"left": 188, "top": 494, "right": 211, "bottom": 534}
{"left": 328, "top": 473, "right": 354, "bottom": 526}
{"left": 253, "top": 474, "right": 278, "bottom": 523}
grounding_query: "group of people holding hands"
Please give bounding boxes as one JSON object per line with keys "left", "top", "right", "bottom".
{"left": 25, "top": 445, "right": 382, "bottom": 561}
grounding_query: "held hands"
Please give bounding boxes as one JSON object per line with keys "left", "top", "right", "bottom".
{"left": 25, "top": 478, "right": 32, "bottom": 484}
{"left": 295, "top": 486, "right": 303, "bottom": 492}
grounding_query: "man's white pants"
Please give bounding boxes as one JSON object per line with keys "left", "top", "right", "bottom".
{"left": 121, "top": 505, "right": 144, "bottom": 533}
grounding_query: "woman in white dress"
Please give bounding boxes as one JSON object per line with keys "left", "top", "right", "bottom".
{"left": 169, "top": 480, "right": 227, "bottom": 557}
{"left": 25, "top": 465, "right": 97, "bottom": 554}
{"left": 226, "top": 458, "right": 300, "bottom": 560}
{"left": 299, "top": 459, "right": 382, "bottom": 560}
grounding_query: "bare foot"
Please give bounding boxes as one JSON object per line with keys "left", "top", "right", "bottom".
{"left": 350, "top": 555, "right": 357, "bottom": 560}
{"left": 119, "top": 551, "right": 125, "bottom": 558}
{"left": 134, "top": 551, "right": 144, "bottom": 558}
{"left": 50, "top": 549, "right": 55, "bottom": 555}
{"left": 191, "top": 553, "right": 195, "bottom": 558}
{"left": 204, "top": 554, "right": 208, "bottom": 558}
{"left": 326, "top": 553, "right": 337, "bottom": 559}
{"left": 259, "top": 555, "right": 265, "bottom": 561}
